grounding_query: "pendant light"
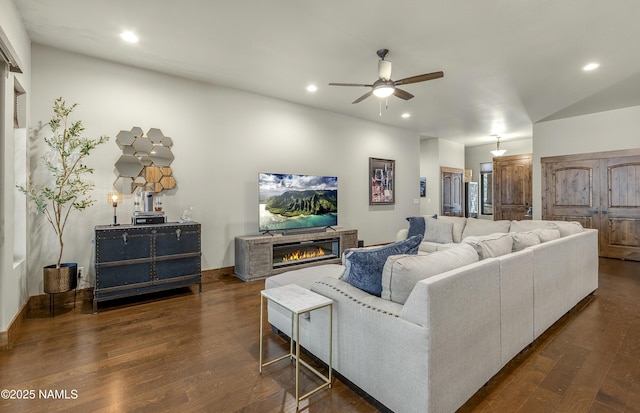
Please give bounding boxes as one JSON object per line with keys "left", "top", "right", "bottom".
{"left": 490, "top": 136, "right": 506, "bottom": 157}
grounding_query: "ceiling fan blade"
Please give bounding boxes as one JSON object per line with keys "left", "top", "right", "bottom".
{"left": 329, "top": 82, "right": 373, "bottom": 87}
{"left": 394, "top": 71, "right": 444, "bottom": 86}
{"left": 393, "top": 88, "right": 414, "bottom": 100}
{"left": 352, "top": 91, "right": 373, "bottom": 104}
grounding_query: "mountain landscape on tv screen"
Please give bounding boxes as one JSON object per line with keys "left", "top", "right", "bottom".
{"left": 264, "top": 190, "right": 337, "bottom": 217}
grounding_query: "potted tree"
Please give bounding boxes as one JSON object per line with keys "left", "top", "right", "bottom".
{"left": 18, "top": 97, "right": 109, "bottom": 296}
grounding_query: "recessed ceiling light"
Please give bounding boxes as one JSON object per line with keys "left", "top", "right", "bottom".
{"left": 120, "top": 31, "right": 139, "bottom": 43}
{"left": 306, "top": 84, "right": 318, "bottom": 93}
{"left": 583, "top": 62, "right": 600, "bottom": 71}
{"left": 401, "top": 113, "right": 411, "bottom": 118}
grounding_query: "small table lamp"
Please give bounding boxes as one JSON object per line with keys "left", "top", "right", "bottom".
{"left": 108, "top": 192, "right": 122, "bottom": 226}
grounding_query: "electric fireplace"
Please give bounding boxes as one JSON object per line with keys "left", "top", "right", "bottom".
{"left": 272, "top": 238, "right": 340, "bottom": 269}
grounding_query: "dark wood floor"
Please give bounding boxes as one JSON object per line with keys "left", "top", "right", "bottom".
{"left": 1, "top": 257, "right": 639, "bottom": 413}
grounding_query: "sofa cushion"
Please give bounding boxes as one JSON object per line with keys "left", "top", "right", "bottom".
{"left": 463, "top": 233, "right": 514, "bottom": 259}
{"left": 462, "top": 218, "right": 511, "bottom": 239}
{"left": 509, "top": 220, "right": 559, "bottom": 233}
{"left": 437, "top": 216, "right": 467, "bottom": 243}
{"left": 533, "top": 227, "right": 561, "bottom": 242}
{"left": 340, "top": 235, "right": 422, "bottom": 296}
{"left": 511, "top": 231, "right": 541, "bottom": 251}
{"left": 381, "top": 243, "right": 479, "bottom": 304}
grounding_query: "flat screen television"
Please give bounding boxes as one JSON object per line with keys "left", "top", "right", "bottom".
{"left": 258, "top": 173, "right": 338, "bottom": 232}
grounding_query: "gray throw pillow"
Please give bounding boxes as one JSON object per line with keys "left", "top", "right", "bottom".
{"left": 424, "top": 217, "right": 454, "bottom": 243}
{"left": 437, "top": 216, "right": 467, "bottom": 243}
{"left": 340, "top": 235, "right": 422, "bottom": 296}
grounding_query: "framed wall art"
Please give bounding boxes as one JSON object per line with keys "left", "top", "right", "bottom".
{"left": 369, "top": 157, "right": 395, "bottom": 205}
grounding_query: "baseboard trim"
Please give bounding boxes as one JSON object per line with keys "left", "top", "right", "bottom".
{"left": 202, "top": 266, "right": 235, "bottom": 284}
{"left": 1, "top": 299, "right": 29, "bottom": 349}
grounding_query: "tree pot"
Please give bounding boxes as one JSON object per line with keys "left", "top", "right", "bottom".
{"left": 43, "top": 263, "right": 78, "bottom": 294}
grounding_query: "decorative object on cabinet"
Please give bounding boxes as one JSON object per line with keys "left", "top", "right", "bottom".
{"left": 108, "top": 192, "right": 122, "bottom": 226}
{"left": 17, "top": 97, "right": 109, "bottom": 316}
{"left": 369, "top": 157, "right": 395, "bottom": 205}
{"left": 113, "top": 127, "right": 177, "bottom": 194}
{"left": 93, "top": 222, "right": 201, "bottom": 313}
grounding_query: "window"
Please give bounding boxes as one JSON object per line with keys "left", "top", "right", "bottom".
{"left": 14, "top": 80, "right": 27, "bottom": 263}
{"left": 480, "top": 162, "right": 493, "bottom": 215}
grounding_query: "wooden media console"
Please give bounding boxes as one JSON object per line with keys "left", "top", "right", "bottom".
{"left": 234, "top": 228, "right": 358, "bottom": 281}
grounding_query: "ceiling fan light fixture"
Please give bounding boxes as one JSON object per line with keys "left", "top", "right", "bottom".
{"left": 378, "top": 60, "right": 392, "bottom": 80}
{"left": 372, "top": 84, "right": 395, "bottom": 98}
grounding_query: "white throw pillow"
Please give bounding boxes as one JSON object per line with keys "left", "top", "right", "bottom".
{"left": 532, "top": 228, "right": 561, "bottom": 242}
{"left": 463, "top": 233, "right": 514, "bottom": 259}
{"left": 381, "top": 244, "right": 479, "bottom": 304}
{"left": 511, "top": 231, "right": 541, "bottom": 251}
{"left": 553, "top": 221, "right": 584, "bottom": 237}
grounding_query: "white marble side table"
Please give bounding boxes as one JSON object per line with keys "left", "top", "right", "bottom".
{"left": 259, "top": 284, "right": 333, "bottom": 408}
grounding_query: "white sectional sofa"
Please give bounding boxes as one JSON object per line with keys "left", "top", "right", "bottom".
{"left": 264, "top": 218, "right": 599, "bottom": 413}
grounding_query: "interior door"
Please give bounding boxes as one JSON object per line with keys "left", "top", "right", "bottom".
{"left": 542, "top": 149, "right": 640, "bottom": 261}
{"left": 441, "top": 167, "right": 464, "bottom": 216}
{"left": 493, "top": 154, "right": 532, "bottom": 221}
{"left": 600, "top": 156, "right": 640, "bottom": 260}
{"left": 541, "top": 158, "right": 599, "bottom": 230}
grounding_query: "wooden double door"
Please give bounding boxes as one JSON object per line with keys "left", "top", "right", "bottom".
{"left": 542, "top": 149, "right": 640, "bottom": 261}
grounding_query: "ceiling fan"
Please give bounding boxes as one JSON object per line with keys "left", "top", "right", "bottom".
{"left": 329, "top": 49, "right": 444, "bottom": 104}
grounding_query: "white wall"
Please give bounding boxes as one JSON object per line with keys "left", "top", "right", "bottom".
{"left": 419, "top": 137, "right": 465, "bottom": 216}
{"left": 532, "top": 106, "right": 640, "bottom": 218}
{"left": 0, "top": 0, "right": 31, "bottom": 332}
{"left": 28, "top": 44, "right": 421, "bottom": 296}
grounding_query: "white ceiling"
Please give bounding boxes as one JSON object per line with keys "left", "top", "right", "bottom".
{"left": 14, "top": 0, "right": 640, "bottom": 146}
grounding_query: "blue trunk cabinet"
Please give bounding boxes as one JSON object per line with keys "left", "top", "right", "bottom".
{"left": 93, "top": 222, "right": 202, "bottom": 313}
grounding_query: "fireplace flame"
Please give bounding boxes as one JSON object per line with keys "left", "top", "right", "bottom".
{"left": 282, "top": 247, "right": 326, "bottom": 263}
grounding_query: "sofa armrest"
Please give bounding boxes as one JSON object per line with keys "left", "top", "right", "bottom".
{"left": 310, "top": 276, "right": 430, "bottom": 413}
{"left": 396, "top": 228, "right": 409, "bottom": 241}
{"left": 400, "top": 258, "right": 503, "bottom": 413}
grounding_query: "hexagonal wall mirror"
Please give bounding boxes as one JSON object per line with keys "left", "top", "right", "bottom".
{"left": 113, "top": 127, "right": 177, "bottom": 194}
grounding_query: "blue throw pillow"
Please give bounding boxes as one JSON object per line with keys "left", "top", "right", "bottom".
{"left": 406, "top": 214, "right": 437, "bottom": 239}
{"left": 341, "top": 235, "right": 423, "bottom": 296}
{"left": 406, "top": 216, "right": 426, "bottom": 239}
